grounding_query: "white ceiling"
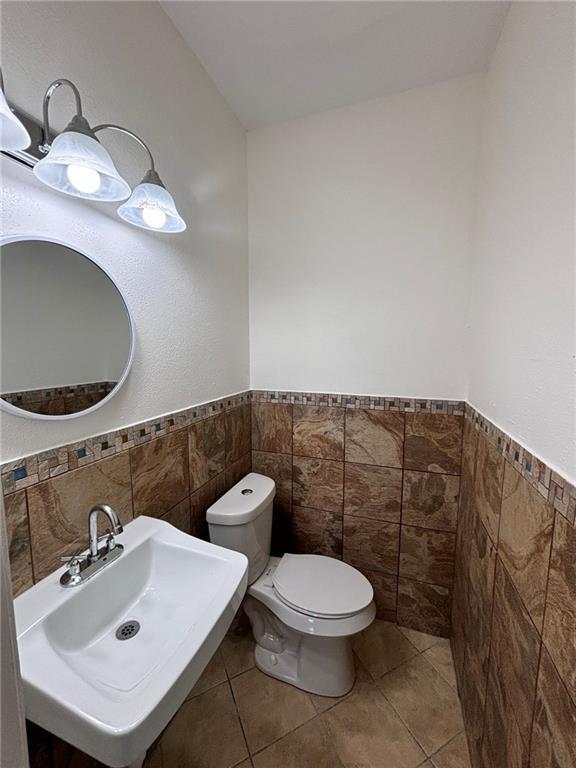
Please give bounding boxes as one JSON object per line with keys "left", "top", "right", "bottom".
{"left": 161, "top": 1, "right": 509, "bottom": 130}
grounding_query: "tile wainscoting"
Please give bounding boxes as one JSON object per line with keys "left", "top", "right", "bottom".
{"left": 1, "top": 381, "right": 118, "bottom": 416}
{"left": 452, "top": 405, "right": 576, "bottom": 768}
{"left": 2, "top": 389, "right": 574, "bottom": 767}
{"left": 251, "top": 395, "right": 465, "bottom": 637}
{"left": 3, "top": 391, "right": 252, "bottom": 596}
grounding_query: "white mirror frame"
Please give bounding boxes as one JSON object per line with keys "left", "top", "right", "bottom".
{"left": 0, "top": 234, "right": 135, "bottom": 421}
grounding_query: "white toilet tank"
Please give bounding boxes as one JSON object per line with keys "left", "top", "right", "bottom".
{"left": 206, "top": 472, "right": 275, "bottom": 584}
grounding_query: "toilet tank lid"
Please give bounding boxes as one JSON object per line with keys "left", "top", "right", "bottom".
{"left": 206, "top": 472, "right": 275, "bottom": 525}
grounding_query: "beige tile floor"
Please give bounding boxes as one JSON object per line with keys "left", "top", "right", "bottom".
{"left": 145, "top": 619, "right": 472, "bottom": 768}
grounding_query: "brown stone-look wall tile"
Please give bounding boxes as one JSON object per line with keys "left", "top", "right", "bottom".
{"left": 4, "top": 490, "right": 33, "bottom": 595}
{"left": 292, "top": 405, "right": 344, "bottom": 460}
{"left": 251, "top": 451, "right": 292, "bottom": 514}
{"left": 292, "top": 456, "right": 343, "bottom": 512}
{"left": 190, "top": 472, "right": 226, "bottom": 540}
{"left": 461, "top": 415, "right": 479, "bottom": 485}
{"left": 530, "top": 646, "right": 576, "bottom": 768}
{"left": 252, "top": 451, "right": 292, "bottom": 556}
{"left": 542, "top": 512, "right": 576, "bottom": 704}
{"left": 344, "top": 463, "right": 402, "bottom": 523}
{"left": 343, "top": 516, "right": 399, "bottom": 575}
{"left": 359, "top": 568, "right": 398, "bottom": 622}
{"left": 226, "top": 404, "right": 252, "bottom": 464}
{"left": 289, "top": 506, "right": 342, "bottom": 558}
{"left": 401, "top": 471, "right": 459, "bottom": 531}
{"left": 482, "top": 660, "right": 529, "bottom": 768}
{"left": 404, "top": 413, "right": 463, "bottom": 475}
{"left": 251, "top": 403, "right": 292, "bottom": 454}
{"left": 161, "top": 497, "right": 191, "bottom": 534}
{"left": 499, "top": 463, "right": 555, "bottom": 631}
{"left": 225, "top": 452, "right": 252, "bottom": 491}
{"left": 130, "top": 430, "right": 189, "bottom": 519}
{"left": 488, "top": 560, "right": 541, "bottom": 744}
{"left": 27, "top": 454, "right": 133, "bottom": 581}
{"left": 344, "top": 410, "right": 404, "bottom": 468}
{"left": 473, "top": 434, "right": 505, "bottom": 544}
{"left": 464, "top": 516, "right": 497, "bottom": 706}
{"left": 399, "top": 526, "right": 455, "bottom": 588}
{"left": 188, "top": 413, "right": 225, "bottom": 492}
{"left": 397, "top": 577, "right": 452, "bottom": 637}
{"left": 459, "top": 645, "right": 487, "bottom": 768}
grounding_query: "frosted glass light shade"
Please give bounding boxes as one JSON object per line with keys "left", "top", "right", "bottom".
{"left": 117, "top": 182, "right": 186, "bottom": 233}
{"left": 33, "top": 131, "right": 131, "bottom": 201}
{"left": 0, "top": 88, "right": 30, "bottom": 151}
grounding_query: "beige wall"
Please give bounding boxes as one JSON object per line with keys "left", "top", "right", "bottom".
{"left": 468, "top": 2, "right": 575, "bottom": 482}
{"left": 248, "top": 75, "right": 483, "bottom": 400}
{"left": 0, "top": 1, "right": 249, "bottom": 461}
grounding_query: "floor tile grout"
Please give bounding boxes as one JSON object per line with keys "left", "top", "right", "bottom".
{"left": 202, "top": 618, "right": 467, "bottom": 766}
{"left": 365, "top": 633, "right": 465, "bottom": 760}
{"left": 226, "top": 677, "right": 253, "bottom": 763}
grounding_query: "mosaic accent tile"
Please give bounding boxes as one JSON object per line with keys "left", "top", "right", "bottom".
{"left": 2, "top": 392, "right": 572, "bottom": 544}
{"left": 251, "top": 390, "right": 464, "bottom": 415}
{"left": 465, "top": 405, "right": 575, "bottom": 525}
{"left": 1, "top": 380, "right": 117, "bottom": 416}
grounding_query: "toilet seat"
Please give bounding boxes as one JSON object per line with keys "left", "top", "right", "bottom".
{"left": 248, "top": 556, "right": 376, "bottom": 637}
{"left": 272, "top": 554, "right": 373, "bottom": 619}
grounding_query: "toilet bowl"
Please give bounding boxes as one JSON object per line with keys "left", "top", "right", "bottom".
{"left": 206, "top": 472, "right": 376, "bottom": 697}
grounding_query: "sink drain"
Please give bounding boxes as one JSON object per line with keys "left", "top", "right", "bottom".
{"left": 115, "top": 620, "right": 140, "bottom": 641}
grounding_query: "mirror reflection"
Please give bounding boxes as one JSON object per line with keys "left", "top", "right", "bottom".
{"left": 1, "top": 239, "right": 132, "bottom": 417}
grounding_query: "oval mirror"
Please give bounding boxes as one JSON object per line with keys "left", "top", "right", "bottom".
{"left": 0, "top": 236, "right": 134, "bottom": 419}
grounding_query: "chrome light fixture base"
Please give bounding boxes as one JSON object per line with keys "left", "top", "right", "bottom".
{"left": 1, "top": 76, "right": 187, "bottom": 232}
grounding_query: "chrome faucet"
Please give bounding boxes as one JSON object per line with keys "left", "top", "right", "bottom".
{"left": 60, "top": 504, "right": 124, "bottom": 587}
{"left": 89, "top": 504, "right": 123, "bottom": 561}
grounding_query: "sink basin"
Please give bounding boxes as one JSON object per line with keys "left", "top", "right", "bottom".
{"left": 14, "top": 516, "right": 248, "bottom": 767}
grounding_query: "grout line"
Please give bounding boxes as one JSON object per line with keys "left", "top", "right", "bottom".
{"left": 226, "top": 677, "right": 253, "bottom": 760}
{"left": 526, "top": 508, "right": 558, "bottom": 758}
{"left": 374, "top": 652, "right": 456, "bottom": 760}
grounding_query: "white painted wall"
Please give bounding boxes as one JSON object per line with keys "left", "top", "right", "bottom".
{"left": 248, "top": 75, "right": 482, "bottom": 399}
{"left": 1, "top": 240, "right": 131, "bottom": 392}
{"left": 468, "top": 3, "right": 575, "bottom": 482}
{"left": 0, "top": 1, "right": 249, "bottom": 461}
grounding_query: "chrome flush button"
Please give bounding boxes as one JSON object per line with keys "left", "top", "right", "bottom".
{"left": 241, "top": 488, "right": 253, "bottom": 495}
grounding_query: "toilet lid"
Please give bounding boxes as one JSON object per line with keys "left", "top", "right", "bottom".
{"left": 272, "top": 554, "right": 374, "bottom": 618}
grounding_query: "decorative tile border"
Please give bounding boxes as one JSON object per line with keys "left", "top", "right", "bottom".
{"left": 1, "top": 390, "right": 251, "bottom": 496}
{"left": 2, "top": 389, "right": 573, "bottom": 527}
{"left": 2, "top": 380, "right": 117, "bottom": 406}
{"left": 251, "top": 390, "right": 465, "bottom": 415}
{"left": 466, "top": 403, "right": 576, "bottom": 525}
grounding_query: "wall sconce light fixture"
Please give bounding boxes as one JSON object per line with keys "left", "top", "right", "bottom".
{"left": 1, "top": 75, "right": 186, "bottom": 233}
{"left": 0, "top": 68, "right": 31, "bottom": 151}
{"left": 33, "top": 80, "right": 131, "bottom": 201}
{"left": 94, "top": 124, "right": 186, "bottom": 233}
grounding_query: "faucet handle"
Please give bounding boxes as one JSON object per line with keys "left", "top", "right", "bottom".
{"left": 60, "top": 553, "right": 87, "bottom": 579}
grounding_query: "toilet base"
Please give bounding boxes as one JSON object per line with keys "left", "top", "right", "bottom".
{"left": 244, "top": 595, "right": 356, "bottom": 697}
{"left": 253, "top": 640, "right": 355, "bottom": 697}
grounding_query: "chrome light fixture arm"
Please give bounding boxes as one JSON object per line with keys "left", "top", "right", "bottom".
{"left": 92, "top": 123, "right": 162, "bottom": 182}
{"left": 40, "top": 78, "right": 94, "bottom": 153}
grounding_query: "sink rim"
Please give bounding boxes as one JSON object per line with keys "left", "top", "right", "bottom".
{"left": 14, "top": 516, "right": 248, "bottom": 766}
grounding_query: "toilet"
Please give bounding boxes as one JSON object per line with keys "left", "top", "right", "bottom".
{"left": 207, "top": 472, "right": 376, "bottom": 697}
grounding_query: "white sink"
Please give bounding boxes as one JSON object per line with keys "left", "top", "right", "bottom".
{"left": 14, "top": 516, "right": 248, "bottom": 767}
